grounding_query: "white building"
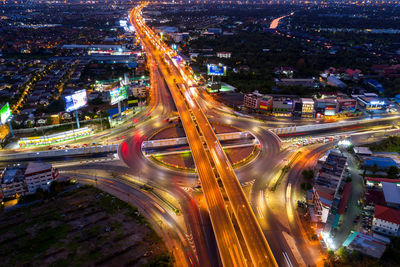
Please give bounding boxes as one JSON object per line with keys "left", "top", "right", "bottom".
{"left": 1, "top": 167, "right": 26, "bottom": 199}
{"left": 24, "top": 162, "right": 55, "bottom": 194}
{"left": 372, "top": 204, "right": 400, "bottom": 237}
{"left": 243, "top": 92, "right": 263, "bottom": 109}
{"left": 216, "top": 52, "right": 232, "bottom": 59}
{"left": 300, "top": 98, "right": 315, "bottom": 118}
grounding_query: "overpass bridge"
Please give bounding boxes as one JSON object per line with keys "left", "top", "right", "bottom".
{"left": 0, "top": 144, "right": 118, "bottom": 161}
{"left": 142, "top": 131, "right": 253, "bottom": 149}
{"left": 270, "top": 115, "right": 400, "bottom": 136}
{"left": 132, "top": 4, "right": 277, "bottom": 266}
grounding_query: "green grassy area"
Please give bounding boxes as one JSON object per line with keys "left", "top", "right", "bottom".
{"left": 368, "top": 136, "right": 400, "bottom": 152}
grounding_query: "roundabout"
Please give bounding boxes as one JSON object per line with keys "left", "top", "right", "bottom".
{"left": 141, "top": 122, "right": 260, "bottom": 172}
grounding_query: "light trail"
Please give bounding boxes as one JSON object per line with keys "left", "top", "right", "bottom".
{"left": 131, "top": 3, "right": 278, "bottom": 266}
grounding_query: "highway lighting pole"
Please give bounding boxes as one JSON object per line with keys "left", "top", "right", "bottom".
{"left": 7, "top": 121, "right": 14, "bottom": 137}
{"left": 75, "top": 110, "right": 80, "bottom": 129}
{"left": 118, "top": 101, "right": 122, "bottom": 116}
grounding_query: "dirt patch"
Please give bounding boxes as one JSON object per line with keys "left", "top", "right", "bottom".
{"left": 0, "top": 185, "right": 172, "bottom": 266}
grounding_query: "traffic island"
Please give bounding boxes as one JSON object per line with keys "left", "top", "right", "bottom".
{"left": 145, "top": 123, "right": 259, "bottom": 172}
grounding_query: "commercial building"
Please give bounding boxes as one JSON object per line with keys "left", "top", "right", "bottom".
{"left": 353, "top": 146, "right": 373, "bottom": 157}
{"left": 243, "top": 92, "right": 272, "bottom": 111}
{"left": 357, "top": 96, "right": 385, "bottom": 110}
{"left": 337, "top": 98, "right": 357, "bottom": 113}
{"left": 1, "top": 167, "right": 26, "bottom": 199}
{"left": 312, "top": 150, "right": 347, "bottom": 224}
{"left": 381, "top": 182, "right": 400, "bottom": 208}
{"left": 327, "top": 76, "right": 347, "bottom": 88}
{"left": 315, "top": 99, "right": 338, "bottom": 118}
{"left": 300, "top": 98, "right": 315, "bottom": 118}
{"left": 244, "top": 93, "right": 263, "bottom": 109}
{"left": 363, "top": 157, "right": 398, "bottom": 171}
{"left": 259, "top": 96, "right": 273, "bottom": 111}
{"left": 343, "top": 231, "right": 388, "bottom": 258}
{"left": 24, "top": 162, "right": 56, "bottom": 194}
{"left": 372, "top": 204, "right": 400, "bottom": 237}
{"left": 243, "top": 91, "right": 261, "bottom": 108}
{"left": 366, "top": 177, "right": 400, "bottom": 188}
{"left": 272, "top": 97, "right": 293, "bottom": 117}
{"left": 0, "top": 162, "right": 57, "bottom": 200}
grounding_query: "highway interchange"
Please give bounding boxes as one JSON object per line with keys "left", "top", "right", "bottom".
{"left": 3, "top": 3, "right": 400, "bottom": 267}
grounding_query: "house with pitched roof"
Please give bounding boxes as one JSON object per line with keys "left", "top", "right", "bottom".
{"left": 372, "top": 204, "right": 400, "bottom": 237}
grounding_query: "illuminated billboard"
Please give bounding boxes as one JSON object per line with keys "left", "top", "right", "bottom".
{"left": 119, "top": 20, "right": 128, "bottom": 27}
{"left": 109, "top": 86, "right": 128, "bottom": 105}
{"left": 207, "top": 64, "right": 227, "bottom": 76}
{"left": 0, "top": 103, "right": 11, "bottom": 125}
{"left": 65, "top": 90, "right": 87, "bottom": 112}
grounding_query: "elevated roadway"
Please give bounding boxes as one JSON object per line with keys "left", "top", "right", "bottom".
{"left": 131, "top": 5, "right": 248, "bottom": 267}
{"left": 131, "top": 3, "right": 277, "bottom": 266}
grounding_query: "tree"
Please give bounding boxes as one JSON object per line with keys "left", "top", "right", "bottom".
{"left": 301, "top": 169, "right": 315, "bottom": 181}
{"left": 369, "top": 163, "right": 379, "bottom": 175}
{"left": 387, "top": 166, "right": 399, "bottom": 178}
{"left": 46, "top": 116, "right": 53, "bottom": 125}
{"left": 300, "top": 182, "right": 312, "bottom": 191}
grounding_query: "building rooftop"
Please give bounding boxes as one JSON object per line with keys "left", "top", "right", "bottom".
{"left": 315, "top": 151, "right": 347, "bottom": 190}
{"left": 354, "top": 146, "right": 373, "bottom": 156}
{"left": 364, "top": 157, "right": 398, "bottom": 169}
{"left": 343, "top": 231, "right": 387, "bottom": 259}
{"left": 301, "top": 98, "right": 314, "bottom": 104}
{"left": 1, "top": 167, "right": 25, "bottom": 184}
{"left": 366, "top": 177, "right": 400, "bottom": 184}
{"left": 338, "top": 182, "right": 352, "bottom": 215}
{"left": 382, "top": 182, "right": 400, "bottom": 205}
{"left": 374, "top": 204, "right": 400, "bottom": 225}
{"left": 365, "top": 189, "right": 387, "bottom": 206}
{"left": 25, "top": 162, "right": 52, "bottom": 176}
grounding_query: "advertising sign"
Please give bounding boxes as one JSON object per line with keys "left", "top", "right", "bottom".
{"left": 109, "top": 86, "right": 128, "bottom": 105}
{"left": 207, "top": 64, "right": 227, "bottom": 76}
{"left": 324, "top": 107, "right": 336, "bottom": 116}
{"left": 259, "top": 100, "right": 271, "bottom": 111}
{"left": 338, "top": 99, "right": 356, "bottom": 112}
{"left": 0, "top": 103, "right": 11, "bottom": 125}
{"left": 65, "top": 90, "right": 87, "bottom": 112}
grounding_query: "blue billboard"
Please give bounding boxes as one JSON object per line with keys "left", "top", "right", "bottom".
{"left": 207, "top": 64, "right": 227, "bottom": 76}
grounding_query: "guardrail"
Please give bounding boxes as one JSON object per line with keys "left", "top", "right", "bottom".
{"left": 0, "top": 144, "right": 119, "bottom": 161}
{"left": 271, "top": 115, "right": 400, "bottom": 135}
{"left": 142, "top": 131, "right": 251, "bottom": 148}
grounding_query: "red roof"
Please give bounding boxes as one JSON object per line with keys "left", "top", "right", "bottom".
{"left": 317, "top": 190, "right": 335, "bottom": 201}
{"left": 338, "top": 183, "right": 352, "bottom": 215}
{"left": 366, "top": 189, "right": 387, "bottom": 206}
{"left": 374, "top": 204, "right": 400, "bottom": 225}
{"left": 366, "top": 177, "right": 400, "bottom": 184}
